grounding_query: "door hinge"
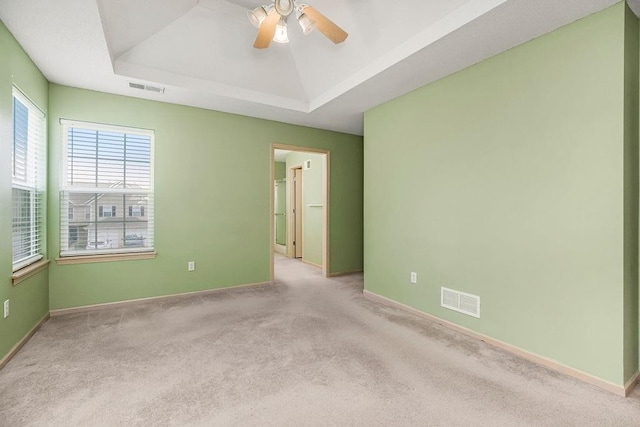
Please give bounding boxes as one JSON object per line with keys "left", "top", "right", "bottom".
{"left": 293, "top": 241, "right": 296, "bottom": 245}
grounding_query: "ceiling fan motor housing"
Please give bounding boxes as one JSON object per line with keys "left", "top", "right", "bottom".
{"left": 275, "top": 0, "right": 295, "bottom": 17}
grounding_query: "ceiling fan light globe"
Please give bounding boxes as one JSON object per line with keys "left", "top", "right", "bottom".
{"left": 248, "top": 6, "right": 268, "bottom": 28}
{"left": 298, "top": 13, "right": 315, "bottom": 35}
{"left": 295, "top": 3, "right": 309, "bottom": 15}
{"left": 273, "top": 20, "right": 289, "bottom": 43}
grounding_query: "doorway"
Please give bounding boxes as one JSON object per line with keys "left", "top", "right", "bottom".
{"left": 271, "top": 144, "right": 330, "bottom": 281}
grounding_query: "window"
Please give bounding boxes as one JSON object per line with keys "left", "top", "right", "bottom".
{"left": 69, "top": 226, "right": 78, "bottom": 245}
{"left": 12, "top": 88, "right": 46, "bottom": 271}
{"left": 129, "top": 206, "right": 144, "bottom": 217}
{"left": 60, "top": 120, "right": 154, "bottom": 256}
{"left": 99, "top": 205, "right": 116, "bottom": 218}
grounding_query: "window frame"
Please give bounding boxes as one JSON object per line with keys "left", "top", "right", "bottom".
{"left": 59, "top": 119, "right": 155, "bottom": 259}
{"left": 11, "top": 87, "right": 46, "bottom": 272}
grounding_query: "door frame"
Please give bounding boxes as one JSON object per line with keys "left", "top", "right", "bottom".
{"left": 290, "top": 166, "right": 303, "bottom": 259}
{"left": 270, "top": 144, "right": 330, "bottom": 280}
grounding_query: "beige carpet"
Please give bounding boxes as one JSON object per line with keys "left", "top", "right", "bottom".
{"left": 1, "top": 254, "right": 639, "bottom": 426}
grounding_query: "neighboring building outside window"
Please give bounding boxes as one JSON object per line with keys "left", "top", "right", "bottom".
{"left": 60, "top": 120, "right": 154, "bottom": 256}
{"left": 11, "top": 87, "right": 46, "bottom": 271}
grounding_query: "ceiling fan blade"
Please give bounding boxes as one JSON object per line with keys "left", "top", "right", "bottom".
{"left": 303, "top": 6, "right": 348, "bottom": 44}
{"left": 253, "top": 9, "right": 280, "bottom": 49}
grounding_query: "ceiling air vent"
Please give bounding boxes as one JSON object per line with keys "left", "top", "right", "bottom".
{"left": 441, "top": 287, "right": 480, "bottom": 318}
{"left": 129, "top": 82, "right": 165, "bottom": 94}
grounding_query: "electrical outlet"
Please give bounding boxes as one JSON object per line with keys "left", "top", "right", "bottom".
{"left": 188, "top": 261, "right": 195, "bottom": 271}
{"left": 3, "top": 300, "right": 9, "bottom": 319}
{"left": 410, "top": 272, "right": 417, "bottom": 284}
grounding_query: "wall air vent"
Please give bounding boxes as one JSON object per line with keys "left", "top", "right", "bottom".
{"left": 128, "top": 82, "right": 165, "bottom": 94}
{"left": 441, "top": 287, "right": 480, "bottom": 318}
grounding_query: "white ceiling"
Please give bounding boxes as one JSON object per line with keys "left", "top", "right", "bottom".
{"left": 0, "top": 0, "right": 626, "bottom": 135}
{"left": 274, "top": 149, "right": 290, "bottom": 162}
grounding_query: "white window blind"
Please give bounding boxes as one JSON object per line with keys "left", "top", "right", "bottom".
{"left": 60, "top": 120, "right": 154, "bottom": 256}
{"left": 12, "top": 88, "right": 46, "bottom": 271}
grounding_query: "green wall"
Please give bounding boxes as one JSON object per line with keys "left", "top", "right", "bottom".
{"left": 0, "top": 21, "right": 49, "bottom": 361}
{"left": 274, "top": 161, "right": 286, "bottom": 180}
{"left": 286, "top": 151, "right": 324, "bottom": 266}
{"left": 364, "top": 3, "right": 636, "bottom": 387}
{"left": 624, "top": 2, "right": 640, "bottom": 383}
{"left": 48, "top": 85, "right": 363, "bottom": 309}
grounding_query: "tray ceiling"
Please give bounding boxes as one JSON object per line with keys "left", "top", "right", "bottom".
{"left": 0, "top": 0, "right": 622, "bottom": 135}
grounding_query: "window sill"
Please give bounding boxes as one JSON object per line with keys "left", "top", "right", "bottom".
{"left": 56, "top": 251, "right": 157, "bottom": 265}
{"left": 12, "top": 259, "right": 51, "bottom": 286}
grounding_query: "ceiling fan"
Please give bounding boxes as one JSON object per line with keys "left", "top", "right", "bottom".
{"left": 248, "top": 0, "right": 348, "bottom": 49}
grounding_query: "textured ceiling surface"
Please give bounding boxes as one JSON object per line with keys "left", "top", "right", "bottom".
{"left": 0, "top": 0, "right": 621, "bottom": 135}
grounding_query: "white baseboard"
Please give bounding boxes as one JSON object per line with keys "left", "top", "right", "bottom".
{"left": 624, "top": 371, "right": 639, "bottom": 396}
{"left": 363, "top": 290, "right": 636, "bottom": 397}
{"left": 0, "top": 313, "right": 49, "bottom": 370}
{"left": 274, "top": 244, "right": 286, "bottom": 254}
{"left": 301, "top": 259, "right": 322, "bottom": 269}
{"left": 50, "top": 281, "right": 272, "bottom": 317}
{"left": 329, "top": 270, "right": 363, "bottom": 277}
